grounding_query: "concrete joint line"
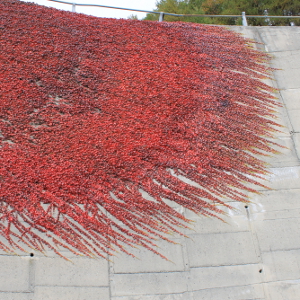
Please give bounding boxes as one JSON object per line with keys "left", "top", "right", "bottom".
{"left": 245, "top": 204, "right": 268, "bottom": 299}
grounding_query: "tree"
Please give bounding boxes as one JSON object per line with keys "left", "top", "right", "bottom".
{"left": 144, "top": 0, "right": 212, "bottom": 24}
{"left": 201, "top": 0, "right": 300, "bottom": 25}
{"left": 145, "top": 0, "right": 300, "bottom": 25}
{"left": 128, "top": 14, "right": 139, "bottom": 20}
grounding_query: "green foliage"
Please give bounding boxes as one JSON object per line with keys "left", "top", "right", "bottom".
{"left": 205, "top": 0, "right": 300, "bottom": 25}
{"left": 128, "top": 14, "right": 139, "bottom": 20}
{"left": 144, "top": 0, "right": 300, "bottom": 25}
{"left": 144, "top": 0, "right": 213, "bottom": 24}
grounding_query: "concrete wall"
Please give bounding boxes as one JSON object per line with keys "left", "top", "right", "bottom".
{"left": 1, "top": 26, "right": 300, "bottom": 300}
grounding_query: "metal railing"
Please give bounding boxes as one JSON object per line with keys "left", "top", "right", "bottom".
{"left": 47, "top": 0, "right": 300, "bottom": 26}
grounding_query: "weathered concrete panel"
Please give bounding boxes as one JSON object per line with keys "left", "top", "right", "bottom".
{"left": 185, "top": 201, "right": 249, "bottom": 234}
{"left": 112, "top": 238, "right": 185, "bottom": 274}
{"left": 246, "top": 166, "right": 300, "bottom": 192}
{"left": 288, "top": 109, "right": 300, "bottom": 132}
{"left": 247, "top": 189, "right": 300, "bottom": 223}
{"left": 191, "top": 284, "right": 265, "bottom": 300}
{"left": 262, "top": 249, "right": 300, "bottom": 282}
{"left": 0, "top": 256, "right": 31, "bottom": 292}
{"left": 111, "top": 272, "right": 188, "bottom": 296}
{"left": 264, "top": 166, "right": 300, "bottom": 190}
{"left": 270, "top": 50, "right": 300, "bottom": 90}
{"left": 258, "top": 136, "right": 299, "bottom": 167}
{"left": 0, "top": 293, "right": 32, "bottom": 300}
{"left": 294, "top": 132, "right": 300, "bottom": 159}
{"left": 265, "top": 280, "right": 300, "bottom": 300}
{"left": 255, "top": 217, "right": 300, "bottom": 252}
{"left": 33, "top": 286, "right": 110, "bottom": 300}
{"left": 188, "top": 264, "right": 262, "bottom": 291}
{"left": 248, "top": 189, "right": 300, "bottom": 212}
{"left": 263, "top": 207, "right": 300, "bottom": 220}
{"left": 260, "top": 105, "right": 292, "bottom": 137}
{"left": 35, "top": 256, "right": 109, "bottom": 286}
{"left": 258, "top": 27, "right": 300, "bottom": 52}
{"left": 112, "top": 293, "right": 190, "bottom": 300}
{"left": 184, "top": 215, "right": 249, "bottom": 235}
{"left": 280, "top": 89, "right": 300, "bottom": 110}
{"left": 186, "top": 232, "right": 258, "bottom": 268}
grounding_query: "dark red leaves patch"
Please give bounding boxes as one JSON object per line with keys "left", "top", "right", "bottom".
{"left": 0, "top": 0, "right": 280, "bottom": 258}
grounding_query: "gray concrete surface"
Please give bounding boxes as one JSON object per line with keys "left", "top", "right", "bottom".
{"left": 1, "top": 26, "right": 300, "bottom": 300}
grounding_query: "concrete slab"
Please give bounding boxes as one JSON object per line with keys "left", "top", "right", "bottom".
{"left": 258, "top": 27, "right": 300, "bottom": 52}
{"left": 255, "top": 217, "right": 300, "bottom": 252}
{"left": 270, "top": 50, "right": 300, "bottom": 90}
{"left": 186, "top": 231, "right": 259, "bottom": 268}
{"left": 247, "top": 189, "right": 300, "bottom": 222}
{"left": 265, "top": 280, "right": 300, "bottom": 300}
{"left": 259, "top": 104, "right": 292, "bottom": 137}
{"left": 111, "top": 292, "right": 191, "bottom": 300}
{"left": 182, "top": 199, "right": 250, "bottom": 236}
{"left": 188, "top": 264, "right": 262, "bottom": 290}
{"left": 288, "top": 109, "right": 300, "bottom": 132}
{"left": 294, "top": 132, "right": 300, "bottom": 159}
{"left": 0, "top": 256, "right": 31, "bottom": 292}
{"left": 0, "top": 293, "right": 32, "bottom": 300}
{"left": 248, "top": 188, "right": 300, "bottom": 211}
{"left": 263, "top": 207, "right": 300, "bottom": 220}
{"left": 244, "top": 166, "right": 300, "bottom": 193}
{"left": 111, "top": 272, "right": 188, "bottom": 297}
{"left": 33, "top": 286, "right": 110, "bottom": 300}
{"left": 111, "top": 238, "right": 185, "bottom": 274}
{"left": 256, "top": 136, "right": 299, "bottom": 167}
{"left": 191, "top": 284, "right": 265, "bottom": 300}
{"left": 185, "top": 203, "right": 249, "bottom": 234}
{"left": 262, "top": 249, "right": 300, "bottom": 282}
{"left": 34, "top": 256, "right": 109, "bottom": 287}
{"left": 262, "top": 166, "right": 300, "bottom": 190}
{"left": 280, "top": 88, "right": 300, "bottom": 111}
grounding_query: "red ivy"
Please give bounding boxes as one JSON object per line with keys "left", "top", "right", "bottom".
{"left": 0, "top": 0, "right": 280, "bottom": 258}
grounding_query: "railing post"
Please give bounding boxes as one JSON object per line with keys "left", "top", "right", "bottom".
{"left": 264, "top": 9, "right": 272, "bottom": 25}
{"left": 159, "top": 12, "right": 164, "bottom": 22}
{"left": 72, "top": 3, "right": 76, "bottom": 12}
{"left": 242, "top": 12, "right": 248, "bottom": 26}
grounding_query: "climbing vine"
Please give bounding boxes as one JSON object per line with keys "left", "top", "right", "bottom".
{"left": 0, "top": 0, "right": 280, "bottom": 258}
